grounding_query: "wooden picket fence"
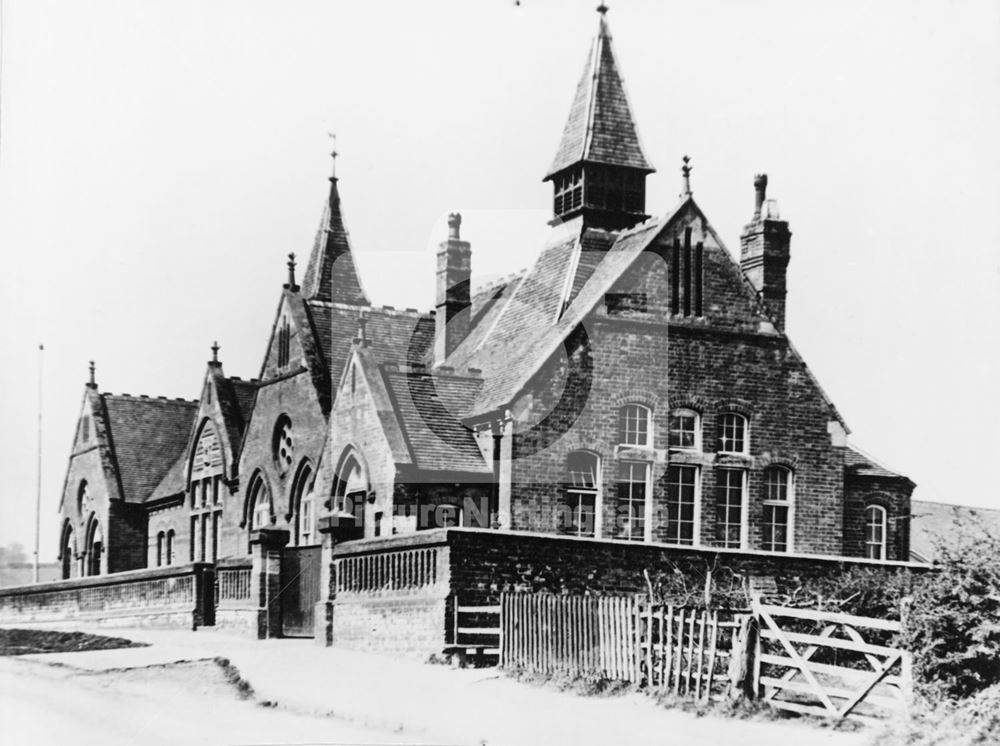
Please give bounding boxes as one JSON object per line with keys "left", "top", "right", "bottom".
{"left": 499, "top": 592, "right": 747, "bottom": 699}
{"left": 754, "top": 599, "right": 912, "bottom": 722}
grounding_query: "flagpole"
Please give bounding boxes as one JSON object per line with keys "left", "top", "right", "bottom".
{"left": 34, "top": 343, "right": 44, "bottom": 583}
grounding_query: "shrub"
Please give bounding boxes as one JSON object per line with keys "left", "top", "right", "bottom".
{"left": 901, "top": 526, "right": 1000, "bottom": 699}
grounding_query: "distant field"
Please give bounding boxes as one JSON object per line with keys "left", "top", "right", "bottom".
{"left": 0, "top": 628, "right": 145, "bottom": 656}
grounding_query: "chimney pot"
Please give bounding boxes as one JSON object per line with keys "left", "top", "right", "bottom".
{"left": 753, "top": 174, "right": 768, "bottom": 220}
{"left": 447, "top": 213, "right": 462, "bottom": 241}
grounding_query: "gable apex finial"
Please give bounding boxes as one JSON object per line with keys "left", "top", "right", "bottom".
{"left": 286, "top": 252, "right": 299, "bottom": 291}
{"left": 211, "top": 341, "right": 220, "bottom": 364}
{"left": 597, "top": 3, "right": 609, "bottom": 16}
{"left": 328, "top": 132, "right": 338, "bottom": 180}
{"left": 88, "top": 360, "right": 96, "bottom": 388}
{"left": 681, "top": 155, "right": 693, "bottom": 197}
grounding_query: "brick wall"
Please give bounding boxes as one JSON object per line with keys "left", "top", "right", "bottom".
{"left": 844, "top": 476, "right": 913, "bottom": 561}
{"left": 332, "top": 596, "right": 448, "bottom": 659}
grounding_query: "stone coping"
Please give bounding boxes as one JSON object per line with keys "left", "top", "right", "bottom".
{"left": 0, "top": 562, "right": 214, "bottom": 598}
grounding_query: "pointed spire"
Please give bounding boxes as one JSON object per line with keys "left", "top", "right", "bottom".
{"left": 300, "top": 139, "right": 370, "bottom": 305}
{"left": 544, "top": 5, "right": 653, "bottom": 181}
{"left": 87, "top": 361, "right": 97, "bottom": 389}
{"left": 681, "top": 155, "right": 693, "bottom": 197}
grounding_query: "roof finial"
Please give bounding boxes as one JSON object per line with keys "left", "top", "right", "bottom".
{"left": 328, "top": 132, "right": 338, "bottom": 180}
{"left": 681, "top": 155, "right": 693, "bottom": 197}
{"left": 88, "top": 360, "right": 96, "bottom": 388}
{"left": 211, "top": 341, "right": 220, "bottom": 364}
{"left": 597, "top": 2, "right": 609, "bottom": 16}
{"left": 286, "top": 252, "right": 298, "bottom": 291}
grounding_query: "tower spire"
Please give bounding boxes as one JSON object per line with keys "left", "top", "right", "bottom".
{"left": 544, "top": 6, "right": 654, "bottom": 230}
{"left": 300, "top": 139, "right": 370, "bottom": 305}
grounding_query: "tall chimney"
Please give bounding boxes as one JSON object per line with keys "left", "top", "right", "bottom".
{"left": 740, "top": 174, "right": 791, "bottom": 331}
{"left": 435, "top": 213, "right": 472, "bottom": 363}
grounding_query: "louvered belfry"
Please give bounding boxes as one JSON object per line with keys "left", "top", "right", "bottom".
{"left": 544, "top": 6, "right": 655, "bottom": 231}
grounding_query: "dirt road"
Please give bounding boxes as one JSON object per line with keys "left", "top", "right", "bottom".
{"left": 0, "top": 656, "right": 419, "bottom": 746}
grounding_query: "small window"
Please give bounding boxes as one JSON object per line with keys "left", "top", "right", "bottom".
{"left": 277, "top": 318, "right": 291, "bottom": 368}
{"left": 718, "top": 413, "right": 748, "bottom": 454}
{"left": 565, "top": 451, "right": 599, "bottom": 538}
{"left": 619, "top": 404, "right": 651, "bottom": 447}
{"left": 166, "top": 530, "right": 175, "bottom": 565}
{"left": 156, "top": 532, "right": 165, "bottom": 567}
{"left": 272, "top": 415, "right": 294, "bottom": 474}
{"left": 714, "top": 470, "right": 745, "bottom": 549}
{"left": 864, "top": 505, "right": 887, "bottom": 560}
{"left": 616, "top": 461, "right": 648, "bottom": 542}
{"left": 668, "top": 409, "right": 700, "bottom": 450}
{"left": 666, "top": 466, "right": 698, "bottom": 545}
{"left": 762, "top": 468, "right": 792, "bottom": 552}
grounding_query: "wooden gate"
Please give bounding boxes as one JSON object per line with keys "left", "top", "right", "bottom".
{"left": 279, "top": 545, "right": 322, "bottom": 637}
{"left": 753, "top": 599, "right": 912, "bottom": 721}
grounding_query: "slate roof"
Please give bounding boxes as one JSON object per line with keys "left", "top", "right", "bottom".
{"left": 146, "top": 453, "right": 187, "bottom": 502}
{"left": 300, "top": 176, "right": 370, "bottom": 305}
{"left": 307, "top": 302, "right": 436, "bottom": 399}
{"left": 447, "top": 213, "right": 667, "bottom": 417}
{"left": 545, "top": 12, "right": 653, "bottom": 180}
{"left": 380, "top": 369, "right": 490, "bottom": 474}
{"left": 844, "top": 445, "right": 912, "bottom": 482}
{"left": 909, "top": 500, "right": 1000, "bottom": 562}
{"left": 100, "top": 394, "right": 199, "bottom": 503}
{"left": 215, "top": 374, "right": 259, "bottom": 466}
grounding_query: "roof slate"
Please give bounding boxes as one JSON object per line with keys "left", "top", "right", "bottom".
{"left": 300, "top": 177, "right": 370, "bottom": 305}
{"left": 844, "top": 445, "right": 910, "bottom": 481}
{"left": 909, "top": 500, "right": 1000, "bottom": 562}
{"left": 381, "top": 370, "right": 490, "bottom": 474}
{"left": 545, "top": 14, "right": 653, "bottom": 179}
{"left": 101, "top": 395, "right": 199, "bottom": 503}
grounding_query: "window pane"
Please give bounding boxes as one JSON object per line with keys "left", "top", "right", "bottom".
{"left": 620, "top": 405, "right": 650, "bottom": 447}
{"left": 669, "top": 411, "right": 698, "bottom": 449}
{"left": 666, "top": 466, "right": 697, "bottom": 545}
{"left": 715, "top": 470, "right": 744, "bottom": 548}
{"left": 617, "top": 461, "right": 648, "bottom": 541}
{"left": 718, "top": 414, "right": 747, "bottom": 453}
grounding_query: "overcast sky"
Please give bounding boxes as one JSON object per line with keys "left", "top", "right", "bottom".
{"left": 1, "top": 0, "right": 998, "bottom": 559}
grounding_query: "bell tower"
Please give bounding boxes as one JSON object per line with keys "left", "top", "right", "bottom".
{"left": 544, "top": 5, "right": 655, "bottom": 231}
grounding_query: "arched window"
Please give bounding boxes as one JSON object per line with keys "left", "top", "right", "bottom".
{"left": 668, "top": 409, "right": 700, "bottom": 450}
{"left": 84, "top": 517, "right": 103, "bottom": 576}
{"left": 272, "top": 415, "right": 294, "bottom": 476}
{"left": 565, "top": 451, "right": 600, "bottom": 537}
{"left": 619, "top": 404, "right": 651, "bottom": 447}
{"left": 166, "top": 530, "right": 175, "bottom": 566}
{"left": 77, "top": 481, "right": 92, "bottom": 516}
{"left": 291, "top": 462, "right": 315, "bottom": 545}
{"left": 246, "top": 474, "right": 273, "bottom": 552}
{"left": 156, "top": 532, "right": 165, "bottom": 567}
{"left": 762, "top": 467, "right": 793, "bottom": 552}
{"left": 333, "top": 452, "right": 367, "bottom": 515}
{"left": 717, "top": 413, "right": 748, "bottom": 454}
{"left": 864, "top": 505, "right": 887, "bottom": 560}
{"left": 60, "top": 522, "right": 75, "bottom": 580}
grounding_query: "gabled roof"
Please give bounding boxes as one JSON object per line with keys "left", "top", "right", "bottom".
{"left": 545, "top": 10, "right": 653, "bottom": 180}
{"left": 909, "top": 500, "right": 1000, "bottom": 563}
{"left": 447, "top": 212, "right": 668, "bottom": 418}
{"left": 380, "top": 368, "right": 490, "bottom": 475}
{"left": 100, "top": 394, "right": 199, "bottom": 503}
{"left": 300, "top": 174, "right": 369, "bottom": 305}
{"left": 845, "top": 444, "right": 912, "bottom": 483}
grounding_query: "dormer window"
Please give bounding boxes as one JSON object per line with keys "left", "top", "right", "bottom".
{"left": 619, "top": 404, "right": 651, "bottom": 447}
{"left": 668, "top": 409, "right": 700, "bottom": 450}
{"left": 718, "top": 413, "right": 748, "bottom": 454}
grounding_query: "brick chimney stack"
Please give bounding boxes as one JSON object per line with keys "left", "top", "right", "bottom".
{"left": 740, "top": 174, "right": 791, "bottom": 331}
{"left": 435, "top": 213, "right": 472, "bottom": 364}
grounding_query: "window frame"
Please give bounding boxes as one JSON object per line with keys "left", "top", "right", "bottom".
{"left": 864, "top": 504, "right": 887, "bottom": 560}
{"left": 714, "top": 468, "right": 748, "bottom": 549}
{"left": 761, "top": 467, "right": 794, "bottom": 552}
{"left": 665, "top": 464, "right": 700, "bottom": 546}
{"left": 616, "top": 460, "right": 651, "bottom": 542}
{"left": 565, "top": 451, "right": 601, "bottom": 538}
{"left": 619, "top": 403, "right": 653, "bottom": 448}
{"left": 668, "top": 408, "right": 701, "bottom": 451}
{"left": 717, "top": 412, "right": 749, "bottom": 455}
